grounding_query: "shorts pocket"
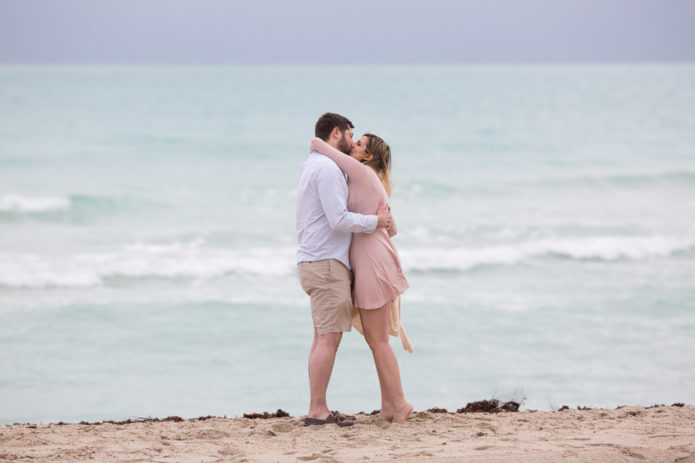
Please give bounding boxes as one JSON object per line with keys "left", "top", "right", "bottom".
{"left": 298, "top": 260, "right": 331, "bottom": 292}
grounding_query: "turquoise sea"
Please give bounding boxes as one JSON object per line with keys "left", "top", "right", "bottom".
{"left": 1, "top": 65, "right": 694, "bottom": 424}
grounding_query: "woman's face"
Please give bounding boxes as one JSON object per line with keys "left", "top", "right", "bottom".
{"left": 350, "top": 135, "right": 371, "bottom": 161}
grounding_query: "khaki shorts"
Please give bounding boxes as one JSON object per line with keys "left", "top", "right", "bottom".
{"left": 297, "top": 259, "right": 353, "bottom": 335}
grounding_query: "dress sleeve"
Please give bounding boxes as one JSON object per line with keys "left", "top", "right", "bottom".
{"left": 310, "top": 137, "right": 367, "bottom": 181}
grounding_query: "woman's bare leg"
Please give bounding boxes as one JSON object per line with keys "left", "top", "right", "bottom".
{"left": 358, "top": 304, "right": 413, "bottom": 423}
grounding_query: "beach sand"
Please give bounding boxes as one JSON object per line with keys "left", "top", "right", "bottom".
{"left": 1, "top": 405, "right": 694, "bottom": 462}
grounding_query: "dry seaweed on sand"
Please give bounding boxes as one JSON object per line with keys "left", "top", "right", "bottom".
{"left": 330, "top": 410, "right": 357, "bottom": 421}
{"left": 457, "top": 399, "right": 520, "bottom": 413}
{"left": 73, "top": 416, "right": 187, "bottom": 426}
{"left": 243, "top": 409, "right": 291, "bottom": 419}
{"left": 427, "top": 407, "right": 449, "bottom": 413}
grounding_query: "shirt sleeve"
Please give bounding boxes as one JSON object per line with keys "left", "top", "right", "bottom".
{"left": 315, "top": 164, "right": 378, "bottom": 233}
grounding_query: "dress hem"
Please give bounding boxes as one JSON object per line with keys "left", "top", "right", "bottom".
{"left": 353, "top": 283, "right": 409, "bottom": 310}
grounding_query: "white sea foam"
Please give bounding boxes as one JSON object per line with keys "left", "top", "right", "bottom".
{"left": 0, "top": 254, "right": 102, "bottom": 288}
{"left": 401, "top": 235, "right": 695, "bottom": 272}
{"left": 1, "top": 235, "right": 692, "bottom": 288}
{"left": 0, "top": 241, "right": 297, "bottom": 289}
{"left": 0, "top": 194, "right": 70, "bottom": 213}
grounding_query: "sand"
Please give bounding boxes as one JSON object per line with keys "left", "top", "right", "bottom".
{"left": 1, "top": 405, "right": 694, "bottom": 462}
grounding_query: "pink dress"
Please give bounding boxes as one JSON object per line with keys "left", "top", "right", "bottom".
{"left": 310, "top": 138, "right": 409, "bottom": 310}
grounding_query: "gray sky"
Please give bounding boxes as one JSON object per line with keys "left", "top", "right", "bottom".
{"left": 1, "top": 0, "right": 694, "bottom": 64}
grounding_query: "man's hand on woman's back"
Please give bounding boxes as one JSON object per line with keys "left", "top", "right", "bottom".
{"left": 376, "top": 200, "right": 391, "bottom": 229}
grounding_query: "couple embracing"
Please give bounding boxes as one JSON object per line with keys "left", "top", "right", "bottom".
{"left": 296, "top": 112, "right": 413, "bottom": 427}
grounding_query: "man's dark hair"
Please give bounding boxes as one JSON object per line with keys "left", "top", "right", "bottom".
{"left": 315, "top": 113, "right": 354, "bottom": 141}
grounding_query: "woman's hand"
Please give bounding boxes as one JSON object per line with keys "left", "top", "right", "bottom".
{"left": 309, "top": 137, "right": 323, "bottom": 153}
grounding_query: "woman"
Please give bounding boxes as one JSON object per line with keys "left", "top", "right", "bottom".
{"left": 310, "top": 134, "right": 413, "bottom": 423}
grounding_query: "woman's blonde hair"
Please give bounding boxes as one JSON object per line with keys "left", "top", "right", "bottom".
{"left": 362, "top": 133, "right": 392, "bottom": 196}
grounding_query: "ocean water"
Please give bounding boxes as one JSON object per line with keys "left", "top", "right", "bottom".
{"left": 1, "top": 65, "right": 694, "bottom": 424}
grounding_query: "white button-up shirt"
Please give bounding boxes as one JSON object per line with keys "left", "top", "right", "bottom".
{"left": 296, "top": 151, "right": 377, "bottom": 269}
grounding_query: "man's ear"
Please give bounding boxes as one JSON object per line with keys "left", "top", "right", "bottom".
{"left": 330, "top": 127, "right": 341, "bottom": 140}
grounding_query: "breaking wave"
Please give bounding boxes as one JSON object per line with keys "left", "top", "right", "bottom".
{"left": 0, "top": 193, "right": 156, "bottom": 222}
{"left": 1, "top": 235, "right": 693, "bottom": 289}
{"left": 0, "top": 194, "right": 70, "bottom": 213}
{"left": 400, "top": 235, "right": 695, "bottom": 272}
{"left": 0, "top": 240, "right": 296, "bottom": 289}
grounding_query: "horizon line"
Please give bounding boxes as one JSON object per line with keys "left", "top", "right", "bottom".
{"left": 1, "top": 59, "right": 695, "bottom": 68}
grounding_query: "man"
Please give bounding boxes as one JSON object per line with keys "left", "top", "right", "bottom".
{"left": 296, "top": 112, "right": 390, "bottom": 426}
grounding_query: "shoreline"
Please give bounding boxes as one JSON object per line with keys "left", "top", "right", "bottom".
{"left": 2, "top": 404, "right": 694, "bottom": 462}
{"left": 2, "top": 400, "right": 687, "bottom": 427}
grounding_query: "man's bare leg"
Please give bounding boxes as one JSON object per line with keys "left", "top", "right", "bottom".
{"left": 307, "top": 327, "right": 342, "bottom": 419}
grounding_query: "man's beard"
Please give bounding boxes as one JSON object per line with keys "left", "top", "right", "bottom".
{"left": 337, "top": 133, "right": 352, "bottom": 155}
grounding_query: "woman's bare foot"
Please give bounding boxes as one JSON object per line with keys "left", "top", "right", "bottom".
{"left": 379, "top": 409, "right": 394, "bottom": 422}
{"left": 392, "top": 402, "right": 413, "bottom": 423}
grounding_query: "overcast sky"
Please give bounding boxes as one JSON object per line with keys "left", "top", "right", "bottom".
{"left": 1, "top": 0, "right": 694, "bottom": 64}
